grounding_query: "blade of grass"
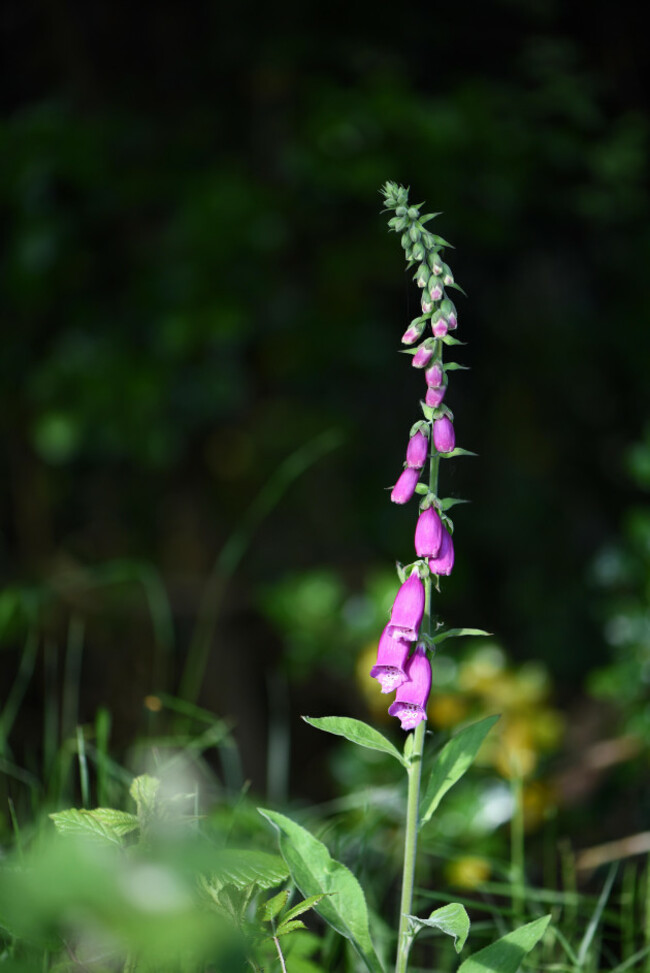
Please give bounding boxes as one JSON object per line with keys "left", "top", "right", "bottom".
{"left": 576, "top": 863, "right": 617, "bottom": 968}
{"left": 95, "top": 707, "right": 112, "bottom": 807}
{"left": 0, "top": 628, "right": 38, "bottom": 752}
{"left": 179, "top": 428, "right": 344, "bottom": 705}
{"left": 62, "top": 617, "right": 84, "bottom": 744}
{"left": 76, "top": 726, "right": 90, "bottom": 807}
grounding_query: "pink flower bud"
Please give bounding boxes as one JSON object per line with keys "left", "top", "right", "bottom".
{"left": 414, "top": 506, "right": 443, "bottom": 558}
{"left": 429, "top": 279, "right": 443, "bottom": 301}
{"left": 425, "top": 386, "right": 447, "bottom": 408}
{"left": 421, "top": 296, "right": 433, "bottom": 314}
{"left": 432, "top": 317, "right": 448, "bottom": 338}
{"left": 428, "top": 526, "right": 454, "bottom": 576}
{"left": 447, "top": 310, "right": 458, "bottom": 330}
{"left": 370, "top": 625, "right": 411, "bottom": 693}
{"left": 425, "top": 363, "right": 444, "bottom": 388}
{"left": 391, "top": 467, "right": 420, "bottom": 504}
{"left": 388, "top": 644, "right": 431, "bottom": 730}
{"left": 412, "top": 344, "right": 434, "bottom": 369}
{"left": 433, "top": 415, "right": 455, "bottom": 453}
{"left": 406, "top": 430, "right": 428, "bottom": 469}
{"left": 401, "top": 318, "right": 426, "bottom": 345}
{"left": 387, "top": 573, "right": 425, "bottom": 642}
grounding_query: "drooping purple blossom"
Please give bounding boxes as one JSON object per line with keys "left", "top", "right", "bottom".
{"left": 414, "top": 506, "right": 443, "bottom": 558}
{"left": 391, "top": 467, "right": 420, "bottom": 504}
{"left": 405, "top": 430, "right": 428, "bottom": 469}
{"left": 388, "top": 644, "right": 432, "bottom": 730}
{"left": 428, "top": 526, "right": 454, "bottom": 576}
{"left": 412, "top": 343, "right": 434, "bottom": 369}
{"left": 425, "top": 362, "right": 444, "bottom": 388}
{"left": 370, "top": 625, "right": 411, "bottom": 693}
{"left": 387, "top": 572, "right": 425, "bottom": 642}
{"left": 425, "top": 385, "right": 447, "bottom": 408}
{"left": 433, "top": 415, "right": 455, "bottom": 453}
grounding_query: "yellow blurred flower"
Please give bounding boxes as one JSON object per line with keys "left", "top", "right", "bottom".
{"left": 356, "top": 642, "right": 392, "bottom": 721}
{"left": 428, "top": 693, "right": 470, "bottom": 729}
{"left": 446, "top": 856, "right": 491, "bottom": 889}
{"left": 522, "top": 779, "right": 557, "bottom": 831}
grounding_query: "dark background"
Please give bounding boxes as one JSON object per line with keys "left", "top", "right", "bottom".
{"left": 1, "top": 0, "right": 650, "bottom": 799}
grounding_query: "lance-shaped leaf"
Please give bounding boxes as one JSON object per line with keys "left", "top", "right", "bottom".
{"left": 407, "top": 903, "right": 470, "bottom": 953}
{"left": 420, "top": 716, "right": 499, "bottom": 827}
{"left": 438, "top": 498, "right": 471, "bottom": 511}
{"left": 431, "top": 628, "right": 491, "bottom": 645}
{"left": 261, "top": 889, "right": 290, "bottom": 922}
{"left": 258, "top": 808, "right": 384, "bottom": 973}
{"left": 457, "top": 915, "right": 551, "bottom": 973}
{"left": 302, "top": 716, "right": 406, "bottom": 767}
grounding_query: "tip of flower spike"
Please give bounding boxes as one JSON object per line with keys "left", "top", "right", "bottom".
{"left": 388, "top": 701, "right": 427, "bottom": 731}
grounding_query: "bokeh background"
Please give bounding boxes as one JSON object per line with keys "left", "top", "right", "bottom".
{"left": 2, "top": 0, "right": 650, "bottom": 861}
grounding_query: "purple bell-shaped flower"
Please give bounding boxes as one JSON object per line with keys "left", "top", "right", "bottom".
{"left": 388, "top": 644, "right": 432, "bottom": 731}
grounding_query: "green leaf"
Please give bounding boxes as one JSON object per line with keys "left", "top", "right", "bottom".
{"left": 276, "top": 919, "right": 308, "bottom": 937}
{"left": 211, "top": 849, "right": 290, "bottom": 891}
{"left": 407, "top": 903, "right": 470, "bottom": 953}
{"left": 85, "top": 808, "right": 139, "bottom": 837}
{"left": 431, "top": 628, "right": 492, "bottom": 645}
{"left": 414, "top": 483, "right": 429, "bottom": 495}
{"left": 441, "top": 335, "right": 465, "bottom": 346}
{"left": 302, "top": 716, "right": 406, "bottom": 767}
{"left": 457, "top": 915, "right": 551, "bottom": 973}
{"left": 283, "top": 893, "right": 328, "bottom": 923}
{"left": 49, "top": 809, "right": 122, "bottom": 847}
{"left": 129, "top": 774, "right": 160, "bottom": 820}
{"left": 438, "top": 498, "right": 470, "bottom": 511}
{"left": 420, "top": 716, "right": 499, "bottom": 827}
{"left": 445, "top": 448, "right": 478, "bottom": 458}
{"left": 444, "top": 362, "right": 470, "bottom": 371}
{"left": 262, "top": 889, "right": 290, "bottom": 921}
{"left": 258, "top": 808, "right": 384, "bottom": 973}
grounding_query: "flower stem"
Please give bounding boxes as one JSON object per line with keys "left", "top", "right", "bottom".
{"left": 395, "top": 717, "right": 426, "bottom": 973}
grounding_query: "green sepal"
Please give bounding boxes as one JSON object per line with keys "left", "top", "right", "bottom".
{"left": 444, "top": 362, "right": 470, "bottom": 371}
{"left": 421, "top": 402, "right": 435, "bottom": 421}
{"left": 419, "top": 212, "right": 443, "bottom": 224}
{"left": 447, "top": 281, "right": 468, "bottom": 297}
{"left": 441, "top": 335, "right": 466, "bottom": 346}
{"left": 409, "top": 419, "right": 430, "bottom": 439}
{"left": 414, "top": 483, "right": 429, "bottom": 495}
{"left": 429, "top": 235, "right": 455, "bottom": 248}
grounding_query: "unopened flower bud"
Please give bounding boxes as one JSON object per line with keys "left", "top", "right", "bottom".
{"left": 415, "top": 263, "right": 429, "bottom": 288}
{"left": 425, "top": 362, "right": 444, "bottom": 388}
{"left": 388, "top": 644, "right": 431, "bottom": 730}
{"left": 440, "top": 299, "right": 458, "bottom": 330}
{"left": 391, "top": 467, "right": 420, "bottom": 504}
{"left": 401, "top": 318, "right": 426, "bottom": 345}
{"left": 428, "top": 526, "right": 454, "bottom": 576}
{"left": 387, "top": 573, "right": 425, "bottom": 642}
{"left": 433, "top": 415, "right": 455, "bottom": 453}
{"left": 432, "top": 319, "right": 448, "bottom": 338}
{"left": 412, "top": 242, "right": 425, "bottom": 262}
{"left": 429, "top": 251, "right": 444, "bottom": 275}
{"left": 370, "top": 625, "right": 410, "bottom": 693}
{"left": 425, "top": 385, "right": 447, "bottom": 408}
{"left": 441, "top": 262, "right": 454, "bottom": 286}
{"left": 401, "top": 232, "right": 411, "bottom": 249}
{"left": 415, "top": 507, "right": 443, "bottom": 558}
{"left": 409, "top": 224, "right": 421, "bottom": 243}
{"left": 429, "top": 279, "right": 444, "bottom": 301}
{"left": 407, "top": 207, "right": 420, "bottom": 220}
{"left": 406, "top": 430, "right": 428, "bottom": 469}
{"left": 421, "top": 296, "right": 434, "bottom": 314}
{"left": 412, "top": 342, "right": 435, "bottom": 369}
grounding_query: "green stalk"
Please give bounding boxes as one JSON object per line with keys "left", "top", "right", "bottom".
{"left": 395, "top": 440, "right": 440, "bottom": 973}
